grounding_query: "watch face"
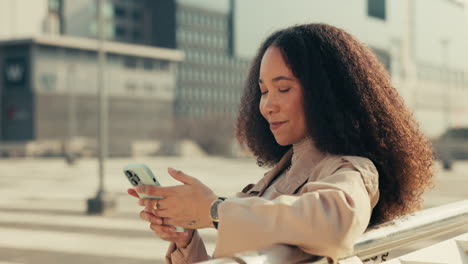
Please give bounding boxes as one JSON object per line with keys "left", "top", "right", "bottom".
{"left": 210, "top": 200, "right": 223, "bottom": 221}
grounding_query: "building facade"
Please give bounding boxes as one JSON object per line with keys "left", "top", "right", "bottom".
{"left": 2, "top": 0, "right": 466, "bottom": 148}
{"left": 64, "top": 0, "right": 177, "bottom": 48}
{"left": 63, "top": 0, "right": 249, "bottom": 123}
{"left": 62, "top": 0, "right": 250, "bottom": 154}
{"left": 174, "top": 3, "right": 249, "bottom": 121}
{"left": 0, "top": 36, "right": 182, "bottom": 155}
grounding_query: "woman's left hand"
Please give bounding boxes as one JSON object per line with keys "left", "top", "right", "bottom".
{"left": 137, "top": 167, "right": 218, "bottom": 229}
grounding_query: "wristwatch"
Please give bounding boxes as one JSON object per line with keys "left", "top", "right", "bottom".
{"left": 210, "top": 197, "right": 226, "bottom": 229}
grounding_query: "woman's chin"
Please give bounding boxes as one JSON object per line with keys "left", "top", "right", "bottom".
{"left": 274, "top": 137, "right": 292, "bottom": 146}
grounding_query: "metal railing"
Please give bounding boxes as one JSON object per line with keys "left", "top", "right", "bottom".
{"left": 200, "top": 200, "right": 468, "bottom": 264}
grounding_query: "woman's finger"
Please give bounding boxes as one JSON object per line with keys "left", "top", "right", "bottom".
{"left": 138, "top": 198, "right": 147, "bottom": 206}
{"left": 140, "top": 198, "right": 163, "bottom": 208}
{"left": 151, "top": 208, "right": 171, "bottom": 218}
{"left": 139, "top": 210, "right": 163, "bottom": 225}
{"left": 127, "top": 188, "right": 139, "bottom": 198}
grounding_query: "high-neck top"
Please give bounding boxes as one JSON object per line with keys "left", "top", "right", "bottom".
{"left": 291, "top": 137, "right": 326, "bottom": 170}
{"left": 262, "top": 137, "right": 326, "bottom": 198}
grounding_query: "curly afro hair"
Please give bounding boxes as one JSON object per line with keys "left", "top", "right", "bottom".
{"left": 236, "top": 23, "right": 434, "bottom": 225}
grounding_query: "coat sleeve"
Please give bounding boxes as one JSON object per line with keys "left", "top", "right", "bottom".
{"left": 165, "top": 230, "right": 211, "bottom": 264}
{"left": 213, "top": 158, "right": 379, "bottom": 261}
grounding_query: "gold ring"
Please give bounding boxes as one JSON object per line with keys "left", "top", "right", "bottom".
{"left": 153, "top": 201, "right": 159, "bottom": 210}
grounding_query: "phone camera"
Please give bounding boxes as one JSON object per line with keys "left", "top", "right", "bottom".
{"left": 125, "top": 170, "right": 132, "bottom": 177}
{"left": 125, "top": 170, "right": 140, "bottom": 186}
{"left": 133, "top": 175, "right": 141, "bottom": 183}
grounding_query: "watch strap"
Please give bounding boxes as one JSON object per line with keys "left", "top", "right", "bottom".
{"left": 211, "top": 197, "right": 226, "bottom": 229}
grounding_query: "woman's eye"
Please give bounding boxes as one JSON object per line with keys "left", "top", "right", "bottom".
{"left": 279, "top": 88, "right": 291, "bottom": 93}
{"left": 261, "top": 90, "right": 268, "bottom": 95}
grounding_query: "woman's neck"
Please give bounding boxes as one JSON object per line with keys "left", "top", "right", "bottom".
{"left": 291, "top": 137, "right": 325, "bottom": 167}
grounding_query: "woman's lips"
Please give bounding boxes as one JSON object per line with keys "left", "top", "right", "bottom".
{"left": 270, "top": 121, "right": 288, "bottom": 131}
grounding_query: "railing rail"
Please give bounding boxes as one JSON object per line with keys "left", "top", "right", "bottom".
{"left": 200, "top": 200, "right": 468, "bottom": 264}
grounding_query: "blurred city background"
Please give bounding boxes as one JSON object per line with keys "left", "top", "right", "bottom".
{"left": 0, "top": 0, "right": 467, "bottom": 263}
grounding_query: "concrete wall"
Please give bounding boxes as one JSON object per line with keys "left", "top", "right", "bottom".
{"left": 33, "top": 45, "right": 176, "bottom": 100}
{"left": 35, "top": 94, "right": 173, "bottom": 156}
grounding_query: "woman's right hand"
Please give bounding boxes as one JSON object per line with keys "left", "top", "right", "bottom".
{"left": 128, "top": 188, "right": 194, "bottom": 248}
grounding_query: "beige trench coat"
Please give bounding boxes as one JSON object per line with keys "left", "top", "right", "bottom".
{"left": 165, "top": 149, "right": 380, "bottom": 263}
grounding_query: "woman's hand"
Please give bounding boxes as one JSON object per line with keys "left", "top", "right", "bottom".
{"left": 140, "top": 209, "right": 194, "bottom": 248}
{"left": 137, "top": 168, "right": 218, "bottom": 229}
{"left": 127, "top": 189, "right": 194, "bottom": 248}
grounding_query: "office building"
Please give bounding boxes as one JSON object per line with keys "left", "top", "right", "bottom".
{"left": 0, "top": 35, "right": 183, "bottom": 155}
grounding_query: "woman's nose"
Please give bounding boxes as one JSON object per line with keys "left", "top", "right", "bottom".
{"left": 263, "top": 94, "right": 280, "bottom": 114}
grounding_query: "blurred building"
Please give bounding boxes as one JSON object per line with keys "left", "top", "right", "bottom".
{"left": 63, "top": 0, "right": 177, "bottom": 48}
{"left": 60, "top": 0, "right": 249, "bottom": 154}
{"left": 0, "top": 36, "right": 183, "bottom": 156}
{"left": 62, "top": 0, "right": 249, "bottom": 125}
{"left": 174, "top": 2, "right": 249, "bottom": 122}
{"left": 0, "top": 0, "right": 249, "bottom": 155}
{"left": 2, "top": 0, "right": 467, "bottom": 152}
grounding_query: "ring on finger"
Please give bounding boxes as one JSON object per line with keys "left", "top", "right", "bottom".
{"left": 153, "top": 200, "right": 160, "bottom": 210}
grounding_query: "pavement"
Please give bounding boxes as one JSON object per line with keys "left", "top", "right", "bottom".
{"left": 0, "top": 156, "right": 466, "bottom": 264}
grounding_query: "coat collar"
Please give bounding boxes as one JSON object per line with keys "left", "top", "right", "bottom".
{"left": 254, "top": 149, "right": 293, "bottom": 196}
{"left": 252, "top": 148, "right": 328, "bottom": 196}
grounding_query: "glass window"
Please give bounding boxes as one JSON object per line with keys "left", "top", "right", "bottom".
{"left": 178, "top": 30, "right": 184, "bottom": 42}
{"left": 132, "top": 9, "right": 142, "bottom": 21}
{"left": 371, "top": 47, "right": 391, "bottom": 72}
{"left": 209, "top": 17, "right": 214, "bottom": 27}
{"left": 200, "top": 15, "right": 205, "bottom": 26}
{"left": 124, "top": 56, "right": 137, "bottom": 68}
{"left": 107, "top": 53, "right": 120, "bottom": 64}
{"left": 40, "top": 73, "right": 57, "bottom": 91}
{"left": 143, "top": 59, "right": 153, "bottom": 70}
{"left": 368, "top": 0, "right": 386, "bottom": 20}
{"left": 132, "top": 29, "right": 141, "bottom": 41}
{"left": 114, "top": 6, "right": 126, "bottom": 18}
{"left": 187, "top": 31, "right": 192, "bottom": 43}
{"left": 160, "top": 60, "right": 170, "bottom": 71}
{"left": 115, "top": 25, "right": 126, "bottom": 38}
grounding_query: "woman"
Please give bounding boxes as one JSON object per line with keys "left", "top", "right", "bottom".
{"left": 128, "top": 23, "right": 434, "bottom": 263}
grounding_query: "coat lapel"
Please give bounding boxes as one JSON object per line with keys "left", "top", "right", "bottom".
{"left": 256, "top": 149, "right": 293, "bottom": 196}
{"left": 238, "top": 149, "right": 328, "bottom": 197}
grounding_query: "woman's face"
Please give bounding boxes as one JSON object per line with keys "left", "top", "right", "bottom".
{"left": 259, "top": 45, "right": 307, "bottom": 146}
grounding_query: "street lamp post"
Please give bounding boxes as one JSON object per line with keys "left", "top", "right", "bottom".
{"left": 65, "top": 63, "right": 77, "bottom": 165}
{"left": 87, "top": 0, "right": 116, "bottom": 215}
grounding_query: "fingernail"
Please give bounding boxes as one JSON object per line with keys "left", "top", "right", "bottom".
{"left": 168, "top": 167, "right": 175, "bottom": 173}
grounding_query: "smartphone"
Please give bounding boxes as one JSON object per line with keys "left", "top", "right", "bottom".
{"left": 123, "top": 164, "right": 185, "bottom": 232}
